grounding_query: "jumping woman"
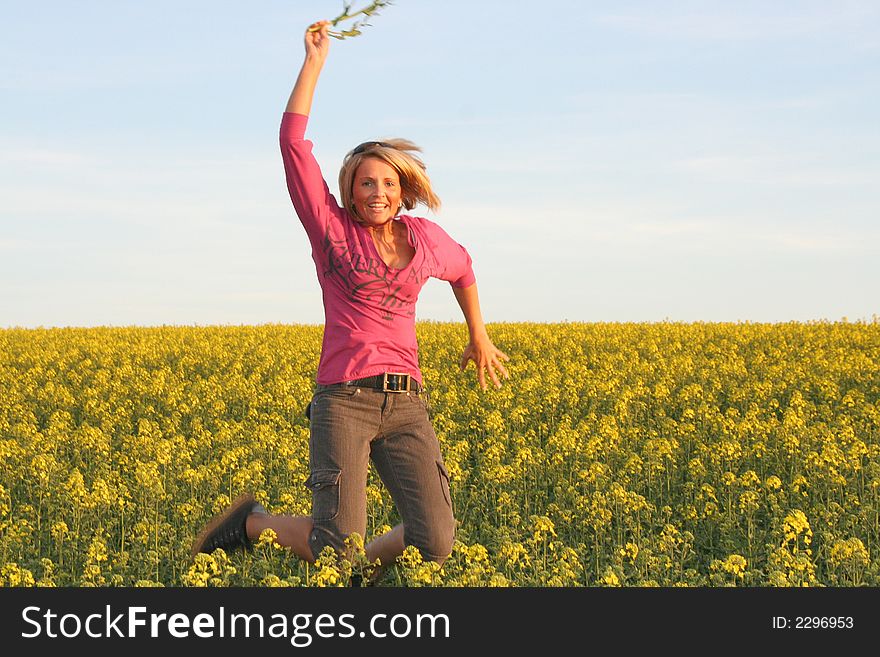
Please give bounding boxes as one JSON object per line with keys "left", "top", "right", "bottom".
{"left": 192, "top": 20, "right": 509, "bottom": 578}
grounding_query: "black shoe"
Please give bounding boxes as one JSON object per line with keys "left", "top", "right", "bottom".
{"left": 191, "top": 494, "right": 263, "bottom": 558}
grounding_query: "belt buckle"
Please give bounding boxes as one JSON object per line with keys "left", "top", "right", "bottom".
{"left": 382, "top": 372, "right": 410, "bottom": 393}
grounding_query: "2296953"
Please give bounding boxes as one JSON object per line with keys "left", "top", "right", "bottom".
{"left": 795, "top": 617, "right": 854, "bottom": 629}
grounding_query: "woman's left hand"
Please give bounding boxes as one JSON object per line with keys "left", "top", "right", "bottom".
{"left": 459, "top": 335, "right": 510, "bottom": 391}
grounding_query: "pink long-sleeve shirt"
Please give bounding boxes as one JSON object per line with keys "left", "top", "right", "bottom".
{"left": 280, "top": 112, "right": 476, "bottom": 386}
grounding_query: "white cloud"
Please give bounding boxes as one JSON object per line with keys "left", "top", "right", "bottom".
{"left": 753, "top": 229, "right": 869, "bottom": 253}
{"left": 0, "top": 143, "right": 290, "bottom": 231}
{"left": 0, "top": 238, "right": 39, "bottom": 252}
{"left": 630, "top": 220, "right": 717, "bottom": 236}
{"left": 672, "top": 154, "right": 878, "bottom": 187}
{"left": 597, "top": 2, "right": 879, "bottom": 42}
{"left": 0, "top": 148, "right": 94, "bottom": 167}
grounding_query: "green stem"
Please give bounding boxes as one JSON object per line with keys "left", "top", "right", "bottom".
{"left": 309, "top": 1, "right": 391, "bottom": 40}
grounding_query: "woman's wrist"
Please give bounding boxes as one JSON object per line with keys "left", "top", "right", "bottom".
{"left": 468, "top": 324, "right": 490, "bottom": 342}
{"left": 302, "top": 53, "right": 325, "bottom": 69}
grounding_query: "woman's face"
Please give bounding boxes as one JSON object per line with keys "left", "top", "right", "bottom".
{"left": 351, "top": 157, "right": 402, "bottom": 226}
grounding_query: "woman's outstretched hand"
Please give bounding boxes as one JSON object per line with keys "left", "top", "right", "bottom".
{"left": 304, "top": 20, "right": 331, "bottom": 63}
{"left": 459, "top": 335, "right": 511, "bottom": 391}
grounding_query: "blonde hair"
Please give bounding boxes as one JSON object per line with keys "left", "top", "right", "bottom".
{"left": 338, "top": 139, "right": 441, "bottom": 221}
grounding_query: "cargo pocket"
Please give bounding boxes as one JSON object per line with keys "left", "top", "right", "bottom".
{"left": 304, "top": 469, "right": 342, "bottom": 521}
{"left": 436, "top": 461, "right": 452, "bottom": 508}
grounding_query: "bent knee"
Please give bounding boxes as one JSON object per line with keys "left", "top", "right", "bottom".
{"left": 309, "top": 523, "right": 365, "bottom": 563}
{"left": 410, "top": 522, "right": 455, "bottom": 565}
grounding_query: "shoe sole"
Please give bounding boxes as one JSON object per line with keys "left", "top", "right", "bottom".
{"left": 190, "top": 493, "right": 256, "bottom": 560}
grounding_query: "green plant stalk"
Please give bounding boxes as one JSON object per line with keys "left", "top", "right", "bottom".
{"left": 308, "top": 1, "right": 393, "bottom": 40}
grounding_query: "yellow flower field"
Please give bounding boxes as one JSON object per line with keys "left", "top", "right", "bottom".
{"left": 1, "top": 321, "right": 878, "bottom": 586}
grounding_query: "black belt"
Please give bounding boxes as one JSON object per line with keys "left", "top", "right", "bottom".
{"left": 340, "top": 372, "right": 424, "bottom": 393}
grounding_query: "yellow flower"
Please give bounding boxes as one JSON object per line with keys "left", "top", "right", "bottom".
{"left": 0, "top": 563, "right": 36, "bottom": 587}
{"left": 50, "top": 521, "right": 69, "bottom": 543}
{"left": 781, "top": 510, "right": 813, "bottom": 549}
{"left": 600, "top": 568, "right": 621, "bottom": 587}
{"left": 829, "top": 538, "right": 869, "bottom": 569}
{"left": 313, "top": 566, "right": 342, "bottom": 587}
{"left": 722, "top": 554, "right": 747, "bottom": 577}
{"left": 256, "top": 528, "right": 282, "bottom": 550}
{"left": 623, "top": 542, "right": 639, "bottom": 561}
{"left": 764, "top": 475, "right": 783, "bottom": 491}
{"left": 530, "top": 515, "right": 556, "bottom": 542}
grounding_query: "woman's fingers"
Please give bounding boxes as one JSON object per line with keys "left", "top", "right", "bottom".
{"left": 490, "top": 348, "right": 511, "bottom": 383}
{"left": 304, "top": 20, "right": 331, "bottom": 54}
{"left": 487, "top": 364, "right": 501, "bottom": 389}
{"left": 480, "top": 357, "right": 504, "bottom": 390}
{"left": 459, "top": 348, "right": 470, "bottom": 371}
{"left": 461, "top": 343, "right": 511, "bottom": 390}
{"left": 307, "top": 20, "right": 331, "bottom": 32}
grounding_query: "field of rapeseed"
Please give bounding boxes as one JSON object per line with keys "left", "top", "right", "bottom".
{"left": 1, "top": 321, "right": 878, "bottom": 586}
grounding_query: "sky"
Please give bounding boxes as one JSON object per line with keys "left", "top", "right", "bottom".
{"left": 2, "top": 0, "right": 878, "bottom": 327}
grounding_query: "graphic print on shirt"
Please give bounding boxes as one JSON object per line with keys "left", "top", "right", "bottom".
{"left": 320, "top": 224, "right": 436, "bottom": 322}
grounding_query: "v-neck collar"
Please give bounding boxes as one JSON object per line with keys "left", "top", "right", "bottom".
{"left": 362, "top": 216, "right": 417, "bottom": 271}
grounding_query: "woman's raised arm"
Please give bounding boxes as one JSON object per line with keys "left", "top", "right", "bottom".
{"left": 286, "top": 21, "right": 331, "bottom": 115}
{"left": 279, "top": 20, "right": 340, "bottom": 250}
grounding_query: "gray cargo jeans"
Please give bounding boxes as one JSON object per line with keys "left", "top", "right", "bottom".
{"left": 305, "top": 382, "right": 455, "bottom": 563}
